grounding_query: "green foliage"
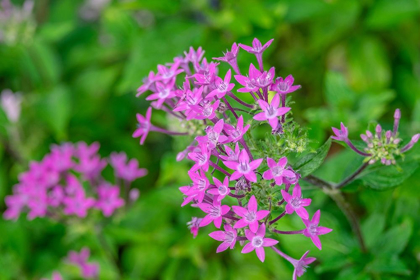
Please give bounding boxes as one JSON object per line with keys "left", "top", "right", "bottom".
{"left": 294, "top": 138, "right": 331, "bottom": 177}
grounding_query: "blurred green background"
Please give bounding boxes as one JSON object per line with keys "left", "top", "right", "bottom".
{"left": 0, "top": 0, "right": 420, "bottom": 279}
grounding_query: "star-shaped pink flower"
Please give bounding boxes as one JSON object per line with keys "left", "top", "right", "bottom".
{"left": 270, "top": 75, "right": 301, "bottom": 95}
{"left": 281, "top": 184, "right": 311, "bottom": 219}
{"left": 198, "top": 198, "right": 230, "bottom": 228}
{"left": 207, "top": 69, "right": 235, "bottom": 99}
{"left": 225, "top": 115, "right": 250, "bottom": 143}
{"left": 188, "top": 143, "right": 211, "bottom": 172}
{"left": 302, "top": 210, "right": 332, "bottom": 250}
{"left": 241, "top": 223, "right": 278, "bottom": 262}
{"left": 133, "top": 107, "right": 152, "bottom": 145}
{"left": 263, "top": 157, "right": 296, "bottom": 185}
{"left": 223, "top": 149, "right": 262, "bottom": 182}
{"left": 232, "top": 195, "right": 269, "bottom": 233}
{"left": 209, "top": 224, "right": 238, "bottom": 253}
{"left": 253, "top": 94, "right": 291, "bottom": 130}
{"left": 208, "top": 176, "right": 230, "bottom": 202}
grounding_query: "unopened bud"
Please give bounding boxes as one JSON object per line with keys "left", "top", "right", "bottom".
{"left": 129, "top": 189, "right": 140, "bottom": 202}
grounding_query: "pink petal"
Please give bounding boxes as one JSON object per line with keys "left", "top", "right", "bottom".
{"left": 214, "top": 217, "right": 222, "bottom": 228}
{"left": 224, "top": 69, "right": 232, "bottom": 84}
{"left": 223, "top": 161, "right": 239, "bottom": 170}
{"left": 277, "top": 107, "right": 291, "bottom": 115}
{"left": 293, "top": 184, "right": 302, "bottom": 197}
{"left": 256, "top": 223, "right": 266, "bottom": 237}
{"left": 234, "top": 219, "right": 248, "bottom": 229}
{"left": 253, "top": 112, "right": 267, "bottom": 121}
{"left": 317, "top": 226, "right": 333, "bottom": 235}
{"left": 209, "top": 231, "right": 225, "bottom": 241}
{"left": 244, "top": 171, "right": 257, "bottom": 182}
{"left": 230, "top": 171, "right": 243, "bottom": 181}
{"left": 249, "top": 158, "right": 263, "bottom": 170}
{"left": 271, "top": 94, "right": 280, "bottom": 108}
{"left": 241, "top": 242, "right": 255, "bottom": 253}
{"left": 238, "top": 43, "right": 253, "bottom": 52}
{"left": 268, "top": 117, "right": 278, "bottom": 130}
{"left": 267, "top": 157, "right": 276, "bottom": 168}
{"left": 296, "top": 207, "right": 309, "bottom": 220}
{"left": 257, "top": 99, "right": 269, "bottom": 111}
{"left": 232, "top": 206, "right": 248, "bottom": 217}
{"left": 312, "top": 210, "right": 321, "bottom": 225}
{"left": 245, "top": 229, "right": 255, "bottom": 241}
{"left": 285, "top": 204, "right": 295, "bottom": 215}
{"left": 248, "top": 195, "right": 258, "bottom": 212}
{"left": 199, "top": 215, "right": 213, "bottom": 227}
{"left": 249, "top": 220, "right": 259, "bottom": 233}
{"left": 221, "top": 205, "right": 231, "bottom": 215}
{"left": 283, "top": 170, "right": 295, "bottom": 178}
{"left": 262, "top": 170, "right": 273, "bottom": 180}
{"left": 263, "top": 238, "right": 279, "bottom": 247}
{"left": 311, "top": 235, "right": 322, "bottom": 250}
{"left": 278, "top": 157, "right": 287, "bottom": 167}
{"left": 256, "top": 210, "right": 270, "bottom": 220}
{"left": 238, "top": 149, "right": 250, "bottom": 163}
{"left": 216, "top": 242, "right": 230, "bottom": 253}
{"left": 301, "top": 198, "right": 312, "bottom": 207}
{"left": 281, "top": 190, "right": 291, "bottom": 203}
{"left": 255, "top": 247, "right": 265, "bottom": 262}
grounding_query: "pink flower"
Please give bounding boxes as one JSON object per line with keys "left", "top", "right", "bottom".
{"left": 291, "top": 251, "right": 316, "bottom": 280}
{"left": 223, "top": 149, "right": 263, "bottom": 182}
{"left": 146, "top": 79, "right": 176, "bottom": 108}
{"left": 253, "top": 94, "right": 291, "bottom": 130}
{"left": 219, "top": 143, "right": 240, "bottom": 162}
{"left": 263, "top": 157, "right": 296, "bottom": 185}
{"left": 133, "top": 107, "right": 152, "bottom": 145}
{"left": 136, "top": 71, "right": 157, "bottom": 97}
{"left": 196, "top": 119, "right": 228, "bottom": 149}
{"left": 209, "top": 224, "right": 237, "bottom": 253}
{"left": 281, "top": 184, "right": 311, "bottom": 219}
{"left": 232, "top": 195, "right": 269, "bottom": 232}
{"left": 234, "top": 64, "right": 261, "bottom": 92}
{"left": 189, "top": 100, "right": 220, "bottom": 120}
{"left": 95, "top": 184, "right": 125, "bottom": 217}
{"left": 331, "top": 122, "right": 349, "bottom": 141}
{"left": 63, "top": 189, "right": 95, "bottom": 218}
{"left": 184, "top": 169, "right": 210, "bottom": 204}
{"left": 207, "top": 69, "right": 235, "bottom": 99}
{"left": 198, "top": 198, "right": 230, "bottom": 228}
{"left": 174, "top": 86, "right": 203, "bottom": 114}
{"left": 302, "top": 210, "right": 332, "bottom": 250}
{"left": 208, "top": 176, "right": 230, "bottom": 201}
{"left": 270, "top": 75, "right": 301, "bottom": 95}
{"left": 188, "top": 143, "right": 211, "bottom": 172}
{"left": 225, "top": 115, "right": 250, "bottom": 143}
{"left": 187, "top": 217, "right": 202, "bottom": 238}
{"left": 109, "top": 152, "right": 148, "bottom": 182}
{"left": 241, "top": 223, "right": 278, "bottom": 262}
{"left": 239, "top": 38, "right": 274, "bottom": 70}
{"left": 67, "top": 248, "right": 99, "bottom": 279}
{"left": 213, "top": 43, "right": 240, "bottom": 73}
{"left": 156, "top": 61, "right": 184, "bottom": 82}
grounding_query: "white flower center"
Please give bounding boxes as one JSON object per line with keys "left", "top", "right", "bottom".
{"left": 252, "top": 236, "right": 263, "bottom": 248}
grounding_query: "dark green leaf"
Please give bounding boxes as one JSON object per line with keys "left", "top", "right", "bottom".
{"left": 361, "top": 213, "right": 386, "bottom": 248}
{"left": 294, "top": 138, "right": 331, "bottom": 177}
{"left": 372, "top": 218, "right": 413, "bottom": 255}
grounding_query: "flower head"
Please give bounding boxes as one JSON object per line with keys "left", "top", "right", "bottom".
{"left": 208, "top": 176, "right": 230, "bottom": 201}
{"left": 263, "top": 157, "right": 296, "bottom": 185}
{"left": 209, "top": 224, "right": 238, "bottom": 253}
{"left": 241, "top": 223, "right": 279, "bottom": 262}
{"left": 223, "top": 149, "right": 263, "bottom": 182}
{"left": 271, "top": 75, "right": 301, "bottom": 95}
{"left": 331, "top": 122, "right": 349, "bottom": 141}
{"left": 133, "top": 107, "right": 152, "bottom": 145}
{"left": 232, "top": 195, "right": 270, "bottom": 233}
{"left": 302, "top": 210, "right": 332, "bottom": 250}
{"left": 253, "top": 94, "right": 291, "bottom": 130}
{"left": 198, "top": 198, "right": 230, "bottom": 228}
{"left": 188, "top": 143, "right": 211, "bottom": 172}
{"left": 110, "top": 152, "right": 147, "bottom": 182}
{"left": 95, "top": 184, "right": 125, "bottom": 217}
{"left": 187, "top": 217, "right": 203, "bottom": 238}
{"left": 225, "top": 115, "right": 250, "bottom": 143}
{"left": 281, "top": 184, "right": 311, "bottom": 219}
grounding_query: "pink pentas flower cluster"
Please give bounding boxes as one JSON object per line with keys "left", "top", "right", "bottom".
{"left": 134, "top": 38, "right": 332, "bottom": 279}
{"left": 4, "top": 142, "right": 147, "bottom": 221}
{"left": 67, "top": 247, "right": 99, "bottom": 279}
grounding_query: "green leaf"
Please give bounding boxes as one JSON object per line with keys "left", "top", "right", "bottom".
{"left": 361, "top": 213, "right": 386, "bottom": 248}
{"left": 360, "top": 161, "right": 419, "bottom": 190}
{"left": 366, "top": 256, "right": 411, "bottom": 276}
{"left": 37, "top": 86, "right": 72, "bottom": 140}
{"left": 365, "top": 0, "right": 420, "bottom": 29}
{"left": 294, "top": 138, "right": 331, "bottom": 177}
{"left": 372, "top": 218, "right": 413, "bottom": 255}
{"left": 324, "top": 71, "right": 356, "bottom": 109}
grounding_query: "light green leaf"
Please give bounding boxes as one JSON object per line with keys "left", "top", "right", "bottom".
{"left": 372, "top": 218, "right": 413, "bottom": 255}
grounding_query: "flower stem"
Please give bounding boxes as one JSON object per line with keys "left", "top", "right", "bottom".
{"left": 151, "top": 126, "right": 188, "bottom": 136}
{"left": 227, "top": 92, "right": 255, "bottom": 108}
{"left": 209, "top": 161, "right": 231, "bottom": 177}
{"left": 268, "top": 211, "right": 286, "bottom": 225}
{"left": 334, "top": 162, "right": 369, "bottom": 189}
{"left": 272, "top": 229, "right": 304, "bottom": 234}
{"left": 222, "top": 97, "right": 239, "bottom": 119}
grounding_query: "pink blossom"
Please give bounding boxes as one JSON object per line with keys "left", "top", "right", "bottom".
{"left": 209, "top": 224, "right": 237, "bottom": 253}
{"left": 263, "top": 157, "right": 296, "bottom": 185}
{"left": 187, "top": 217, "right": 203, "bottom": 238}
{"left": 189, "top": 100, "right": 220, "bottom": 120}
{"left": 207, "top": 69, "right": 235, "bottom": 99}
{"left": 196, "top": 119, "right": 228, "bottom": 149}
{"left": 223, "top": 149, "right": 263, "bottom": 182}
{"left": 133, "top": 107, "right": 152, "bottom": 145}
{"left": 198, "top": 198, "right": 230, "bottom": 228}
{"left": 219, "top": 143, "right": 240, "bottom": 162}
{"left": 63, "top": 189, "right": 95, "bottom": 218}
{"left": 208, "top": 176, "right": 230, "bottom": 201}
{"left": 110, "top": 152, "right": 147, "bottom": 182}
{"left": 302, "top": 210, "right": 332, "bottom": 250}
{"left": 281, "top": 184, "right": 311, "bottom": 219}
{"left": 232, "top": 195, "right": 269, "bottom": 232}
{"left": 241, "top": 223, "right": 278, "bottom": 262}
{"left": 253, "top": 94, "right": 291, "bottom": 130}
{"left": 188, "top": 143, "right": 211, "bottom": 172}
{"left": 146, "top": 79, "right": 176, "bottom": 108}
{"left": 270, "top": 75, "right": 301, "bottom": 95}
{"left": 224, "top": 115, "right": 250, "bottom": 143}
{"left": 95, "top": 184, "right": 125, "bottom": 217}
{"left": 67, "top": 247, "right": 99, "bottom": 279}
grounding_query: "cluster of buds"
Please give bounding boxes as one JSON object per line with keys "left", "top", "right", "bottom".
{"left": 332, "top": 109, "right": 419, "bottom": 165}
{"left": 4, "top": 142, "right": 146, "bottom": 220}
{"left": 134, "top": 38, "right": 332, "bottom": 278}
